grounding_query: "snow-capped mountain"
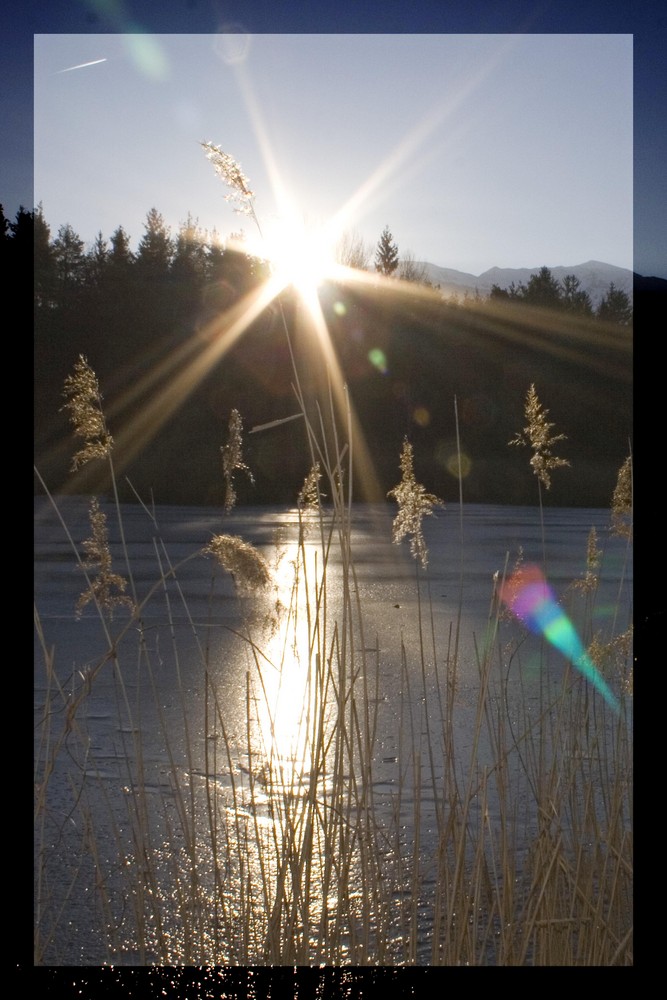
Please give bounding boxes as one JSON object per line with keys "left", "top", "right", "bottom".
{"left": 415, "top": 259, "right": 634, "bottom": 307}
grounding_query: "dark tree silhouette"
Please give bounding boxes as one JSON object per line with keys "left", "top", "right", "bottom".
{"left": 374, "top": 225, "right": 399, "bottom": 276}
{"left": 84, "top": 231, "right": 109, "bottom": 284}
{"left": 597, "top": 282, "right": 632, "bottom": 326}
{"left": 521, "top": 265, "right": 563, "bottom": 309}
{"left": 0, "top": 204, "right": 9, "bottom": 245}
{"left": 136, "top": 207, "right": 173, "bottom": 279}
{"left": 30, "top": 203, "right": 632, "bottom": 508}
{"left": 28, "top": 205, "right": 56, "bottom": 308}
{"left": 171, "top": 214, "right": 209, "bottom": 321}
{"left": 52, "top": 222, "right": 86, "bottom": 296}
{"left": 561, "top": 273, "right": 593, "bottom": 316}
{"left": 490, "top": 268, "right": 631, "bottom": 326}
{"left": 108, "top": 225, "right": 134, "bottom": 271}
{"left": 205, "top": 229, "right": 226, "bottom": 280}
{"left": 490, "top": 280, "right": 523, "bottom": 301}
{"left": 171, "top": 213, "right": 208, "bottom": 283}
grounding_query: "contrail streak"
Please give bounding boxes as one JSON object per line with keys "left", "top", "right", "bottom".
{"left": 57, "top": 58, "right": 108, "bottom": 74}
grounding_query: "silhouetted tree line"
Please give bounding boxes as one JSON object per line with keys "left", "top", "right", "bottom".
{"left": 489, "top": 264, "right": 632, "bottom": 325}
{"left": 3, "top": 203, "right": 268, "bottom": 312}
{"left": 23, "top": 202, "right": 633, "bottom": 508}
{"left": 4, "top": 200, "right": 631, "bottom": 321}
{"left": 27, "top": 201, "right": 286, "bottom": 503}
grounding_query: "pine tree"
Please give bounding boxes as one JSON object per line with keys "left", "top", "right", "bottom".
{"left": 374, "top": 225, "right": 399, "bottom": 276}
{"left": 171, "top": 213, "right": 208, "bottom": 283}
{"left": 521, "top": 266, "right": 563, "bottom": 309}
{"left": 597, "top": 282, "right": 632, "bottom": 326}
{"left": 108, "top": 226, "right": 134, "bottom": 273}
{"left": 205, "top": 228, "right": 226, "bottom": 282}
{"left": 52, "top": 223, "right": 86, "bottom": 293}
{"left": 171, "top": 214, "right": 209, "bottom": 318}
{"left": 136, "top": 207, "right": 173, "bottom": 279}
{"left": 561, "top": 273, "right": 593, "bottom": 316}
{"left": 86, "top": 231, "right": 109, "bottom": 285}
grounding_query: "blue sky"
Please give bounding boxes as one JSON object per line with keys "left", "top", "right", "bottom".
{"left": 33, "top": 32, "right": 633, "bottom": 276}
{"left": 3, "top": 2, "right": 666, "bottom": 277}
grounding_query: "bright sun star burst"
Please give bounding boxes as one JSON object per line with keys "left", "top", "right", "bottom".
{"left": 263, "top": 215, "right": 340, "bottom": 303}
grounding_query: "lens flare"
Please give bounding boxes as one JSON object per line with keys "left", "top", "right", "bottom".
{"left": 500, "top": 564, "right": 620, "bottom": 714}
{"left": 368, "top": 347, "right": 389, "bottom": 374}
{"left": 435, "top": 440, "right": 472, "bottom": 479}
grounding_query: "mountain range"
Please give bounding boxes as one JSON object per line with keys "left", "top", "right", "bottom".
{"left": 414, "top": 259, "right": 634, "bottom": 306}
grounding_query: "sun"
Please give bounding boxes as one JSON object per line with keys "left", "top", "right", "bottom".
{"left": 260, "top": 214, "right": 342, "bottom": 305}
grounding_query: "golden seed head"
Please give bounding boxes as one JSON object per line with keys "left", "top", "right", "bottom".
{"left": 76, "top": 497, "right": 134, "bottom": 618}
{"left": 61, "top": 355, "right": 113, "bottom": 470}
{"left": 204, "top": 533, "right": 272, "bottom": 594}
{"left": 388, "top": 438, "right": 443, "bottom": 568}
{"left": 611, "top": 455, "right": 633, "bottom": 538}
{"left": 200, "top": 141, "right": 255, "bottom": 216}
{"left": 509, "top": 383, "right": 569, "bottom": 490}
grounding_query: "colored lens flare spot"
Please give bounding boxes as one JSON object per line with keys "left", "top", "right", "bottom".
{"left": 500, "top": 563, "right": 620, "bottom": 714}
{"left": 435, "top": 440, "right": 472, "bottom": 479}
{"left": 447, "top": 451, "right": 471, "bottom": 479}
{"left": 368, "top": 347, "right": 388, "bottom": 374}
{"left": 412, "top": 406, "right": 431, "bottom": 427}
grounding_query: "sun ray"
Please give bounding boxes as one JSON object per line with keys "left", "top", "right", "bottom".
{"left": 112, "top": 279, "right": 289, "bottom": 471}
{"left": 87, "top": 30, "right": 618, "bottom": 501}
{"left": 289, "top": 275, "right": 385, "bottom": 503}
{"left": 60, "top": 277, "right": 286, "bottom": 489}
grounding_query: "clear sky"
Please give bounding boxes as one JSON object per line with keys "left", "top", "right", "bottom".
{"left": 33, "top": 32, "right": 634, "bottom": 276}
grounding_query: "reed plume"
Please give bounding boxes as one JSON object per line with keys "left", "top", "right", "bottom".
{"left": 200, "top": 141, "right": 255, "bottom": 217}
{"left": 509, "top": 383, "right": 569, "bottom": 490}
{"left": 573, "top": 526, "right": 602, "bottom": 593}
{"left": 61, "top": 354, "right": 113, "bottom": 469}
{"left": 611, "top": 455, "right": 633, "bottom": 538}
{"left": 221, "top": 408, "right": 254, "bottom": 514}
{"left": 76, "top": 497, "right": 134, "bottom": 618}
{"left": 297, "top": 462, "right": 323, "bottom": 510}
{"left": 388, "top": 438, "right": 443, "bottom": 568}
{"left": 204, "top": 534, "right": 272, "bottom": 594}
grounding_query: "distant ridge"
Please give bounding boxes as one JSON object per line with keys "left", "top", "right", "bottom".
{"left": 414, "top": 259, "right": 635, "bottom": 307}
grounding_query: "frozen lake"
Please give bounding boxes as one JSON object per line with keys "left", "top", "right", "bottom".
{"left": 34, "top": 498, "right": 633, "bottom": 965}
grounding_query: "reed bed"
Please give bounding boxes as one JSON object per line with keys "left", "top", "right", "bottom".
{"left": 34, "top": 360, "right": 632, "bottom": 967}
{"left": 34, "top": 145, "right": 631, "bottom": 968}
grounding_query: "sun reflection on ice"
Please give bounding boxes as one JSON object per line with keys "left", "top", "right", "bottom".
{"left": 249, "top": 531, "right": 335, "bottom": 800}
